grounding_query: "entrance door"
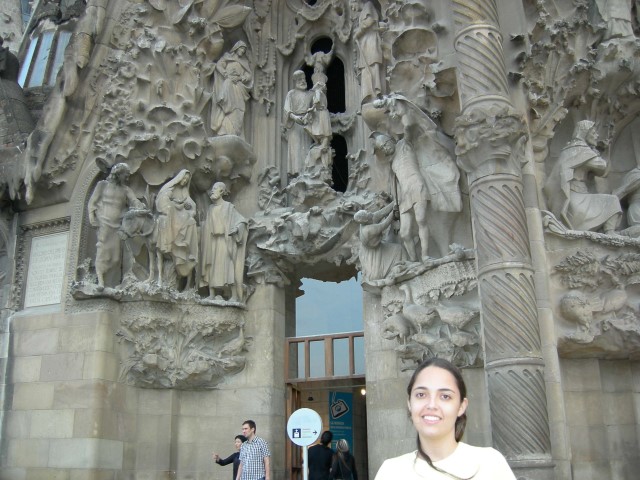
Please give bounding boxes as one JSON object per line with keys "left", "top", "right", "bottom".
{"left": 285, "top": 333, "right": 367, "bottom": 479}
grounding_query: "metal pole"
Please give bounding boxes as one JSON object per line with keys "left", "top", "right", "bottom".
{"left": 303, "top": 445, "right": 308, "bottom": 480}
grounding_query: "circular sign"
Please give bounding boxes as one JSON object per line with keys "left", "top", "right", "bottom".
{"left": 286, "top": 408, "right": 323, "bottom": 447}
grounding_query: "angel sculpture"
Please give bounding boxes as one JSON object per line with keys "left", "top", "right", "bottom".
{"left": 371, "top": 93, "right": 462, "bottom": 261}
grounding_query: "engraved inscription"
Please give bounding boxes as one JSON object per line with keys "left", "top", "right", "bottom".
{"left": 24, "top": 232, "right": 68, "bottom": 307}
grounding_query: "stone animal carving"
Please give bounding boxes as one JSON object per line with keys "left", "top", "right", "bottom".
{"left": 398, "top": 284, "right": 438, "bottom": 332}
{"left": 381, "top": 304, "right": 416, "bottom": 344}
{"left": 120, "top": 207, "right": 157, "bottom": 282}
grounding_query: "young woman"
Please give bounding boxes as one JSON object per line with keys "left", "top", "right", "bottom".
{"left": 331, "top": 439, "right": 358, "bottom": 480}
{"left": 212, "top": 434, "right": 247, "bottom": 480}
{"left": 375, "top": 358, "right": 516, "bottom": 480}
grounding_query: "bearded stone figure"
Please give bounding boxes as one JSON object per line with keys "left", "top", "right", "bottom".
{"left": 200, "top": 182, "right": 248, "bottom": 302}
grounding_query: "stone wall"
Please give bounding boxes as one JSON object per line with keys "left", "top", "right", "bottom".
{"left": 1, "top": 0, "right": 640, "bottom": 479}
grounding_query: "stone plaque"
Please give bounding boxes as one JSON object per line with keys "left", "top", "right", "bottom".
{"left": 23, "top": 232, "right": 68, "bottom": 308}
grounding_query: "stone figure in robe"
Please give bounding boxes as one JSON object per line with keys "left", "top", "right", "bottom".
{"left": 613, "top": 167, "right": 640, "bottom": 236}
{"left": 354, "top": 1, "right": 385, "bottom": 104}
{"left": 88, "top": 163, "right": 143, "bottom": 289}
{"left": 200, "top": 182, "right": 248, "bottom": 302}
{"left": 211, "top": 41, "right": 253, "bottom": 137}
{"left": 544, "top": 120, "right": 622, "bottom": 233}
{"left": 592, "top": 0, "right": 638, "bottom": 40}
{"left": 354, "top": 201, "right": 402, "bottom": 283}
{"left": 304, "top": 79, "right": 332, "bottom": 154}
{"left": 372, "top": 94, "right": 462, "bottom": 258}
{"left": 371, "top": 132, "right": 430, "bottom": 262}
{"left": 283, "top": 70, "right": 312, "bottom": 176}
{"left": 155, "top": 169, "right": 199, "bottom": 288}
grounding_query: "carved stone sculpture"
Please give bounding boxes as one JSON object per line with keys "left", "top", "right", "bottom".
{"left": 283, "top": 70, "right": 312, "bottom": 176}
{"left": 257, "top": 166, "right": 285, "bottom": 212}
{"left": 554, "top": 250, "right": 640, "bottom": 355}
{"left": 155, "top": 169, "right": 199, "bottom": 289}
{"left": 117, "top": 305, "right": 248, "bottom": 389}
{"left": 372, "top": 94, "right": 462, "bottom": 258}
{"left": 211, "top": 41, "right": 253, "bottom": 137}
{"left": 613, "top": 166, "right": 640, "bottom": 236}
{"left": 380, "top": 278, "right": 482, "bottom": 369}
{"left": 593, "top": 0, "right": 638, "bottom": 40}
{"left": 354, "top": 1, "right": 386, "bottom": 104}
{"left": 22, "top": 0, "right": 107, "bottom": 204}
{"left": 544, "top": 120, "right": 622, "bottom": 233}
{"left": 200, "top": 182, "right": 248, "bottom": 302}
{"left": 353, "top": 201, "right": 401, "bottom": 283}
{"left": 371, "top": 132, "right": 430, "bottom": 262}
{"left": 304, "top": 79, "right": 332, "bottom": 152}
{"left": 87, "top": 163, "right": 143, "bottom": 289}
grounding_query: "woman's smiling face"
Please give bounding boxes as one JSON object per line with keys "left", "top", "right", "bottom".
{"left": 408, "top": 365, "right": 468, "bottom": 446}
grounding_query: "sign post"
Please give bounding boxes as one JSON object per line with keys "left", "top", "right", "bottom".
{"left": 287, "top": 408, "right": 323, "bottom": 480}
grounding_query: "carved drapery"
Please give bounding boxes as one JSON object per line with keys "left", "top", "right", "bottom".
{"left": 452, "top": 1, "right": 553, "bottom": 478}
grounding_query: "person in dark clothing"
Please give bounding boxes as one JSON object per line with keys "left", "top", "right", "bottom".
{"left": 331, "top": 439, "right": 358, "bottom": 480}
{"left": 308, "top": 430, "right": 334, "bottom": 480}
{"left": 213, "top": 434, "right": 247, "bottom": 480}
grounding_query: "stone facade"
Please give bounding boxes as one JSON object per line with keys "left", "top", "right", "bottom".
{"left": 0, "top": 0, "right": 640, "bottom": 479}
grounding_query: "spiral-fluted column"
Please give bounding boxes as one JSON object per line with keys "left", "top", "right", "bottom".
{"left": 452, "top": 1, "right": 554, "bottom": 478}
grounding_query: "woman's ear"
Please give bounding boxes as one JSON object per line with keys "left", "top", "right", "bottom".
{"left": 458, "top": 397, "right": 469, "bottom": 417}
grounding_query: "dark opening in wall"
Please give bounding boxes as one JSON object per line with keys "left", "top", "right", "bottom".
{"left": 303, "top": 37, "right": 346, "bottom": 113}
{"left": 331, "top": 135, "right": 348, "bottom": 192}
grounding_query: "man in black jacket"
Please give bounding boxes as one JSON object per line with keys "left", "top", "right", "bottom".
{"left": 308, "top": 430, "right": 334, "bottom": 480}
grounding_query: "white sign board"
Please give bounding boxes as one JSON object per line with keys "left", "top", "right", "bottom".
{"left": 287, "top": 408, "right": 322, "bottom": 447}
{"left": 24, "top": 232, "right": 68, "bottom": 308}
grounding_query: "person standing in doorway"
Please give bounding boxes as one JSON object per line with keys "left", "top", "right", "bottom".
{"left": 213, "top": 434, "right": 247, "bottom": 480}
{"left": 308, "top": 430, "right": 334, "bottom": 480}
{"left": 331, "top": 439, "right": 358, "bottom": 480}
{"left": 237, "top": 420, "right": 271, "bottom": 480}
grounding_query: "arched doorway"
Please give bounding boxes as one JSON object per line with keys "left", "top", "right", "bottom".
{"left": 285, "top": 277, "right": 368, "bottom": 479}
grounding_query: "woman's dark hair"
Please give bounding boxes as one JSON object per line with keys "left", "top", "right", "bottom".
{"left": 320, "top": 430, "right": 333, "bottom": 446}
{"left": 407, "top": 357, "right": 470, "bottom": 480}
{"left": 235, "top": 435, "right": 247, "bottom": 443}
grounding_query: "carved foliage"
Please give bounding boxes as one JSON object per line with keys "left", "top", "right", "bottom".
{"left": 554, "top": 250, "right": 640, "bottom": 357}
{"left": 454, "top": 105, "right": 527, "bottom": 183}
{"left": 521, "top": 1, "right": 640, "bottom": 165}
{"left": 117, "top": 306, "right": 247, "bottom": 389}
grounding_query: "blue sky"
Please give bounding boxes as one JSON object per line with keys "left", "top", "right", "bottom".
{"left": 296, "top": 277, "right": 363, "bottom": 336}
{"left": 295, "top": 277, "right": 365, "bottom": 376}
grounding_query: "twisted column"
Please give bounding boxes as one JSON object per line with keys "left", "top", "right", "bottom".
{"left": 452, "top": 1, "right": 554, "bottom": 478}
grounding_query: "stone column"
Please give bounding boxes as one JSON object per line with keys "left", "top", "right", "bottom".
{"left": 452, "top": 1, "right": 554, "bottom": 478}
